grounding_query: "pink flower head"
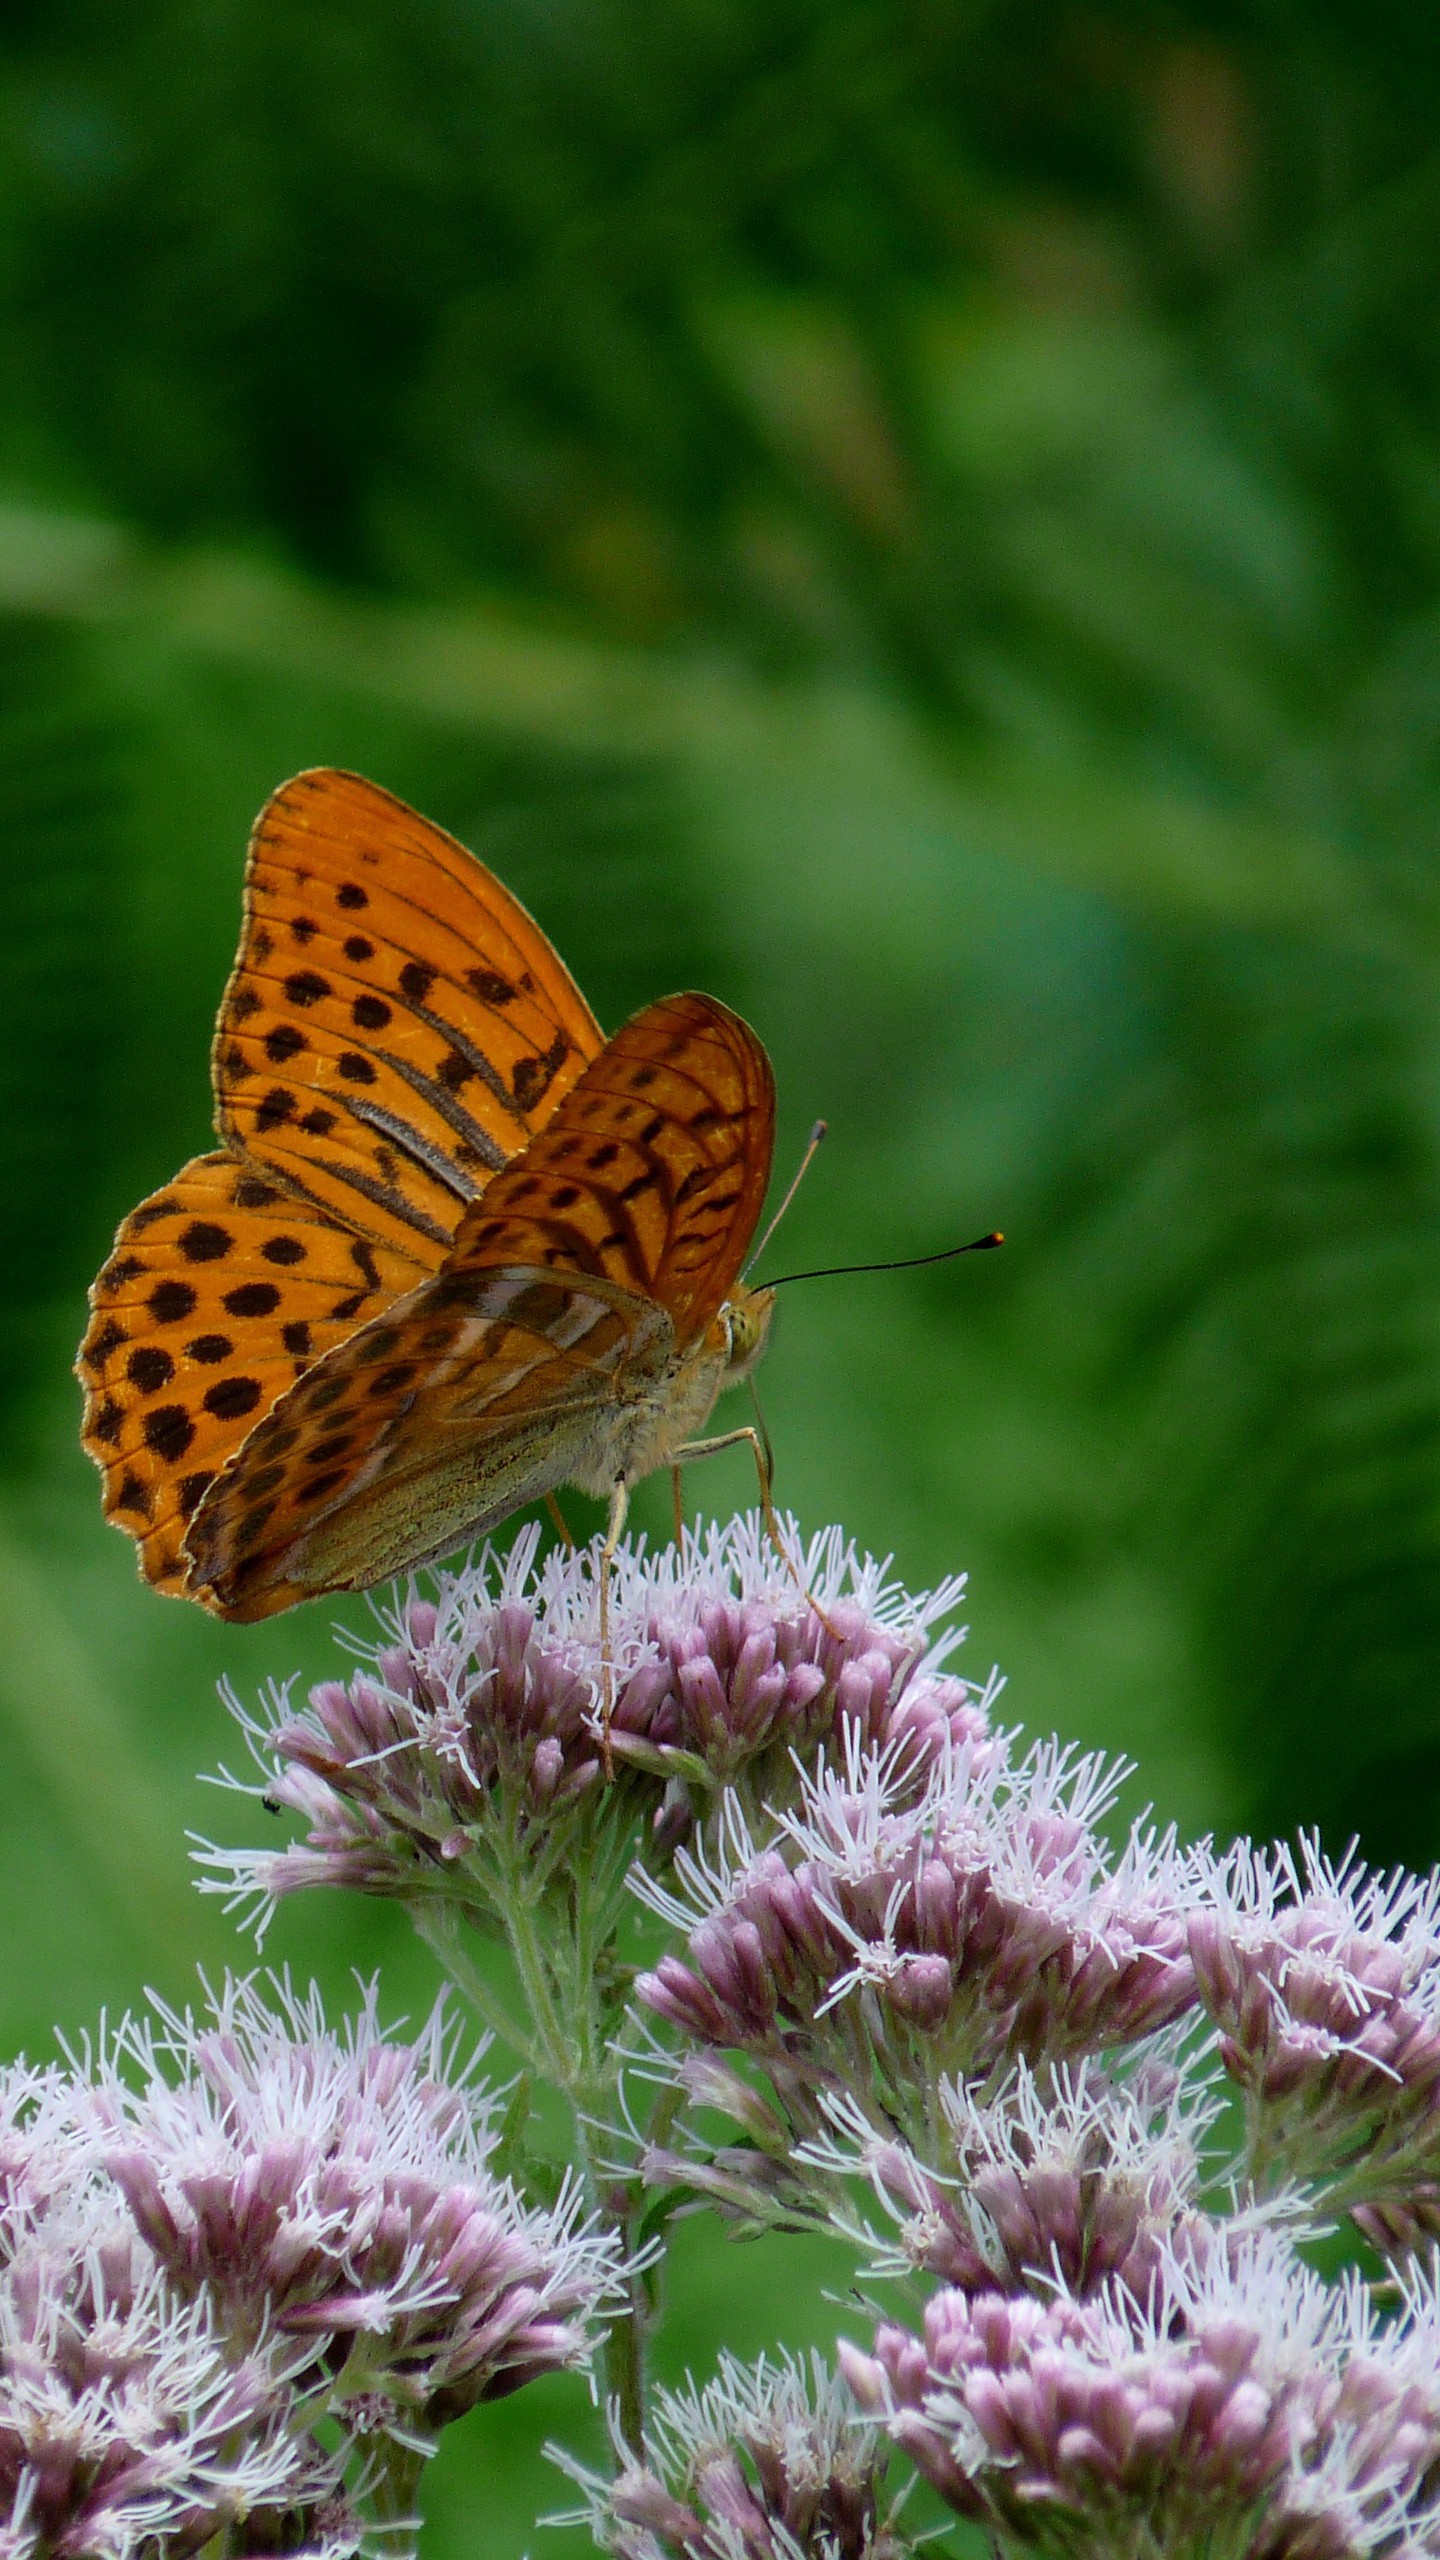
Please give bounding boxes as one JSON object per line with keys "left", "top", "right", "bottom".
{"left": 92, "top": 1975, "right": 621, "bottom": 2430}
{"left": 1190, "top": 1836, "right": 1440, "bottom": 2227}
{"left": 0, "top": 2184, "right": 343, "bottom": 2560}
{"left": 554, "top": 2351, "right": 906, "bottom": 2560}
{"left": 840, "top": 2229, "right": 1440, "bottom": 2557}
{"left": 636, "top": 1731, "right": 1203, "bottom": 2139}
{"left": 604, "top": 1516, "right": 995, "bottom": 1795}
{"left": 815, "top": 2032, "right": 1220, "bottom": 2303}
{"left": 199, "top": 1517, "right": 998, "bottom": 1928}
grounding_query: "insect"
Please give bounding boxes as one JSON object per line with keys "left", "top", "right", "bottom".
{"left": 77, "top": 768, "right": 783, "bottom": 1624}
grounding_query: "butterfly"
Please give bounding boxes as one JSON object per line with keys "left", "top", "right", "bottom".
{"left": 78, "top": 769, "right": 779, "bottom": 1621}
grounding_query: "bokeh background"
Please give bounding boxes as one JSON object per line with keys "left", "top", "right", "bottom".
{"left": 4, "top": 1, "right": 1440, "bottom": 2548}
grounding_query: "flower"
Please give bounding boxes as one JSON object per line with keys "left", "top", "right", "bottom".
{"left": 92, "top": 1974, "right": 622, "bottom": 2430}
{"left": 553, "top": 2351, "right": 908, "bottom": 2560}
{"left": 0, "top": 2060, "right": 100, "bottom": 2239}
{"left": 0, "top": 2183, "right": 343, "bottom": 2560}
{"left": 808, "top": 2031, "right": 1221, "bottom": 2301}
{"left": 196, "top": 1517, "right": 998, "bottom": 1934}
{"left": 636, "top": 1730, "right": 1203, "bottom": 2149}
{"left": 1190, "top": 1836, "right": 1440, "bottom": 2231}
{"left": 603, "top": 1517, "right": 995, "bottom": 1794}
{"left": 840, "top": 2227, "right": 1440, "bottom": 2558}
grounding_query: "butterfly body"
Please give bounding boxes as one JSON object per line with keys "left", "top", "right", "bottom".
{"left": 79, "top": 771, "right": 778, "bottom": 1619}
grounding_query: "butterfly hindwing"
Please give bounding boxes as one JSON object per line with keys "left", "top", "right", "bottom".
{"left": 214, "top": 769, "right": 603, "bottom": 1260}
{"left": 445, "top": 992, "right": 776, "bottom": 1344}
{"left": 77, "top": 1151, "right": 427, "bottom": 1597}
{"left": 183, "top": 1264, "right": 672, "bottom": 1617}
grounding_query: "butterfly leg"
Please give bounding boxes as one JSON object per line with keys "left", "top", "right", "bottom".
{"left": 545, "top": 1489, "right": 577, "bottom": 1552}
{"left": 671, "top": 1427, "right": 839, "bottom": 1639}
{"left": 598, "top": 1476, "right": 631, "bottom": 1780}
{"left": 671, "top": 1466, "right": 685, "bottom": 1551}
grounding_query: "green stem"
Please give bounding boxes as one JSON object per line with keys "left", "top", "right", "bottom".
{"left": 496, "top": 1857, "right": 575, "bottom": 2094}
{"left": 411, "top": 1902, "right": 541, "bottom": 2073}
{"left": 368, "top": 2435, "right": 430, "bottom": 2558}
{"left": 499, "top": 1838, "right": 652, "bottom": 2451}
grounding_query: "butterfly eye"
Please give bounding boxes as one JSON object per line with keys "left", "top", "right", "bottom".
{"left": 723, "top": 1295, "right": 772, "bottom": 1371}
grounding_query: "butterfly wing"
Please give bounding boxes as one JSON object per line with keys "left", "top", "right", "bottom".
{"left": 184, "top": 1265, "right": 673, "bottom": 1617}
{"left": 77, "top": 1151, "right": 427, "bottom": 1594}
{"left": 214, "top": 769, "right": 604, "bottom": 1259}
{"left": 445, "top": 991, "right": 776, "bottom": 1343}
{"left": 183, "top": 992, "right": 775, "bottom": 1617}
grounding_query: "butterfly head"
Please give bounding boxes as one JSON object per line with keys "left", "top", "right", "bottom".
{"left": 719, "top": 1282, "right": 775, "bottom": 1380}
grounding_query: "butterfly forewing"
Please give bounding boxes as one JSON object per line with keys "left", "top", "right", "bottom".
{"left": 445, "top": 992, "right": 775, "bottom": 1343}
{"left": 78, "top": 1151, "right": 427, "bottom": 1595}
{"left": 184, "top": 1265, "right": 671, "bottom": 1617}
{"left": 215, "top": 769, "right": 603, "bottom": 1259}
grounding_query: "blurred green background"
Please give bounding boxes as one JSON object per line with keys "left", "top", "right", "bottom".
{"left": 4, "top": 0, "right": 1440, "bottom": 2547}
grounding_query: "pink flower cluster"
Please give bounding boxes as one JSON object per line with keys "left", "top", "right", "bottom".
{"left": 0, "top": 2186, "right": 349, "bottom": 2560}
{"left": 841, "top": 2235, "right": 1440, "bottom": 2558}
{"left": 818, "top": 2036, "right": 1216, "bottom": 2302}
{"left": 190, "top": 1509, "right": 1440, "bottom": 2560}
{"left": 0, "top": 2047, "right": 349, "bottom": 2560}
{"left": 95, "top": 1976, "right": 619, "bottom": 2427}
{"left": 204, "top": 1516, "right": 996, "bottom": 1926}
{"left": 558, "top": 2351, "right": 905, "bottom": 2560}
{"left": 1190, "top": 1838, "right": 1440, "bottom": 2240}
{"left": 636, "top": 1732, "right": 1199, "bottom": 2143}
{"left": 0, "top": 1980, "right": 619, "bottom": 2559}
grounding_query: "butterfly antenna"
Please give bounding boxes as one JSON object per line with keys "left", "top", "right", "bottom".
{"left": 743, "top": 1119, "right": 828, "bottom": 1281}
{"left": 764, "top": 1231, "right": 1004, "bottom": 1288}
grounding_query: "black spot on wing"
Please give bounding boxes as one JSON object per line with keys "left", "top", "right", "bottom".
{"left": 224, "top": 1282, "right": 281, "bottom": 1318}
{"left": 203, "top": 1376, "right": 263, "bottom": 1421}
{"left": 179, "top": 1222, "right": 232, "bottom": 1263}
{"left": 149, "top": 1279, "right": 197, "bottom": 1323}
{"left": 512, "top": 1029, "right": 570, "bottom": 1112}
{"left": 126, "top": 1345, "right": 174, "bottom": 1393}
{"left": 144, "top": 1404, "right": 195, "bottom": 1461}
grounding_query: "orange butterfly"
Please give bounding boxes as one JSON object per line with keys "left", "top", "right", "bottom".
{"left": 77, "top": 770, "right": 778, "bottom": 1622}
